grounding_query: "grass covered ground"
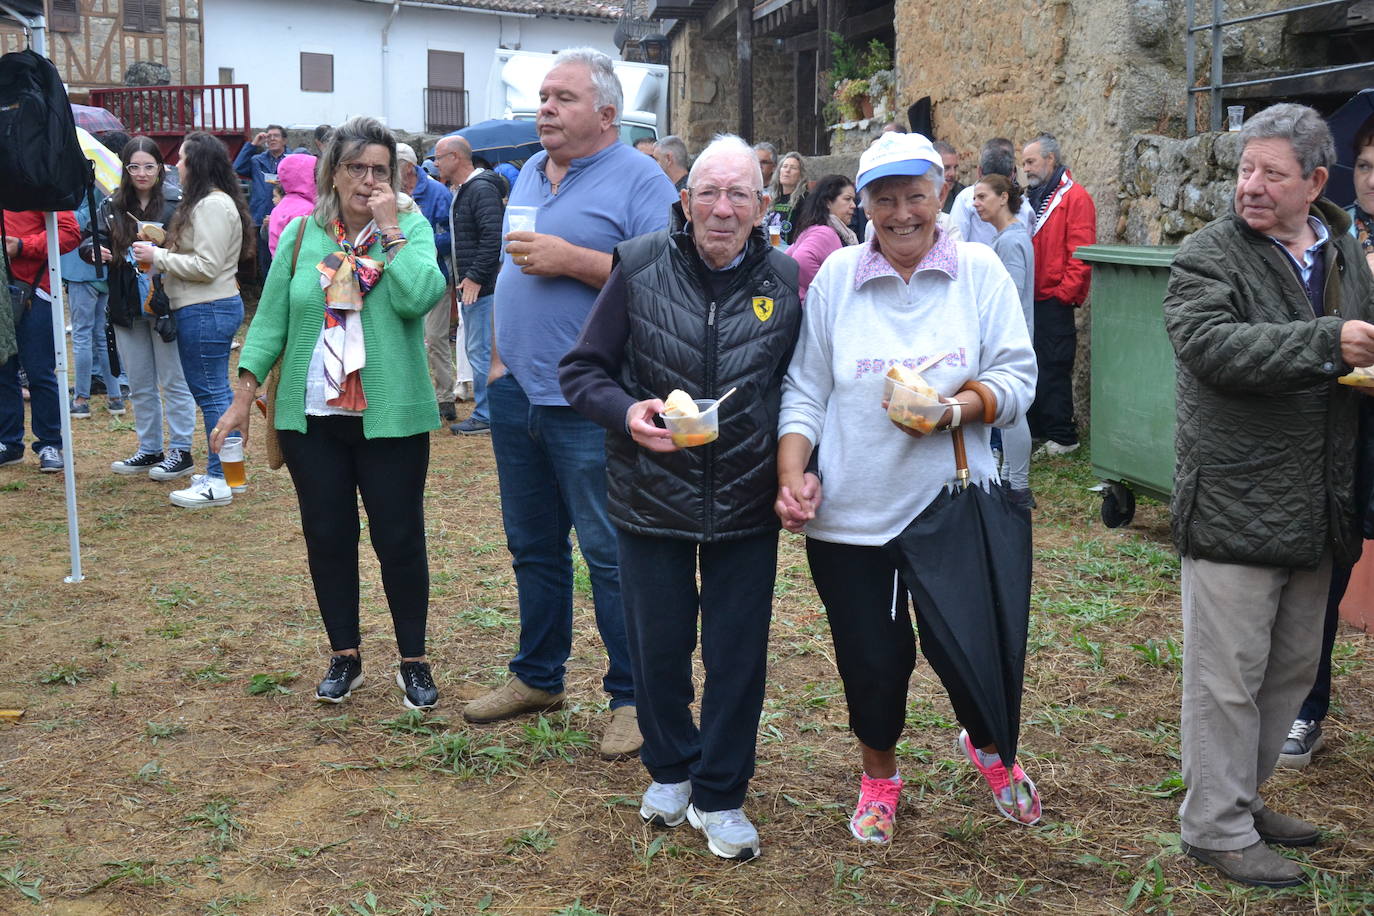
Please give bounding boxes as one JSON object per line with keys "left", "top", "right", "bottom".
{"left": 0, "top": 409, "right": 1371, "bottom": 915}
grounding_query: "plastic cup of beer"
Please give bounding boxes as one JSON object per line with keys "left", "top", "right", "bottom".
{"left": 220, "top": 435, "right": 247, "bottom": 489}
{"left": 661, "top": 398, "right": 721, "bottom": 448}
{"left": 507, "top": 206, "right": 538, "bottom": 235}
{"left": 769, "top": 224, "right": 783, "bottom": 248}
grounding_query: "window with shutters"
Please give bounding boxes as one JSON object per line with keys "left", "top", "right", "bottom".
{"left": 124, "top": 0, "right": 164, "bottom": 33}
{"left": 49, "top": 0, "right": 79, "bottom": 32}
{"left": 301, "top": 53, "right": 334, "bottom": 93}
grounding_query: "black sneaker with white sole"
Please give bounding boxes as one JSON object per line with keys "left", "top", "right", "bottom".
{"left": 148, "top": 448, "right": 194, "bottom": 481}
{"left": 315, "top": 654, "right": 363, "bottom": 703}
{"left": 397, "top": 661, "right": 438, "bottom": 709}
{"left": 1278, "top": 718, "right": 1325, "bottom": 769}
{"left": 111, "top": 450, "right": 164, "bottom": 475}
{"left": 0, "top": 443, "right": 23, "bottom": 467}
{"left": 38, "top": 446, "right": 63, "bottom": 473}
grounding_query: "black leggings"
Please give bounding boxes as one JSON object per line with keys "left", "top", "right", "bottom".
{"left": 279, "top": 416, "right": 430, "bottom": 658}
{"left": 806, "top": 537, "right": 992, "bottom": 752}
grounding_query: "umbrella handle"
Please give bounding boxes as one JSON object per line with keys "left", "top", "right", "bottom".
{"left": 951, "top": 427, "right": 970, "bottom": 485}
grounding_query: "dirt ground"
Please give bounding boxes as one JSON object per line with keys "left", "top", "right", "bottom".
{"left": 0, "top": 396, "right": 1371, "bottom": 915}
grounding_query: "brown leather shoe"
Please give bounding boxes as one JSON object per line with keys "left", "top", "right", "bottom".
{"left": 462, "top": 677, "right": 565, "bottom": 724}
{"left": 1183, "top": 839, "right": 1307, "bottom": 888}
{"left": 1254, "top": 806, "right": 1321, "bottom": 847}
{"left": 599, "top": 704, "right": 642, "bottom": 760}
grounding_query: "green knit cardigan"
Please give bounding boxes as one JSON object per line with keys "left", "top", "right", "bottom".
{"left": 238, "top": 210, "right": 447, "bottom": 438}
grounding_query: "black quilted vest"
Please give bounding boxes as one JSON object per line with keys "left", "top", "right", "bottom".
{"left": 607, "top": 221, "right": 801, "bottom": 542}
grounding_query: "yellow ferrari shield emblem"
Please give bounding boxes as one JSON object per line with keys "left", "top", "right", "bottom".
{"left": 752, "top": 296, "right": 774, "bottom": 322}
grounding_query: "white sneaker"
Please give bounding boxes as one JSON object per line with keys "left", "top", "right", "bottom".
{"left": 169, "top": 474, "right": 232, "bottom": 508}
{"left": 640, "top": 780, "right": 691, "bottom": 827}
{"left": 1044, "top": 440, "right": 1079, "bottom": 456}
{"left": 686, "top": 804, "right": 760, "bottom": 860}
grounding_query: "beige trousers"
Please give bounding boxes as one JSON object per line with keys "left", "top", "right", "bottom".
{"left": 425, "top": 289, "right": 456, "bottom": 404}
{"left": 1178, "top": 553, "right": 1330, "bottom": 850}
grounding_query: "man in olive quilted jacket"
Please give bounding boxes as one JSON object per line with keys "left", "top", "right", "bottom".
{"left": 1164, "top": 103, "right": 1374, "bottom": 890}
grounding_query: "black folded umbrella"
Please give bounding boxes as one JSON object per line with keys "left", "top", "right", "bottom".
{"left": 881, "top": 428, "right": 1032, "bottom": 773}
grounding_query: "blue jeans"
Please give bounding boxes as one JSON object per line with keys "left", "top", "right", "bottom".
{"left": 0, "top": 295, "right": 61, "bottom": 453}
{"left": 488, "top": 373, "right": 634, "bottom": 706}
{"left": 462, "top": 294, "right": 493, "bottom": 424}
{"left": 68, "top": 282, "right": 120, "bottom": 401}
{"left": 174, "top": 295, "right": 243, "bottom": 478}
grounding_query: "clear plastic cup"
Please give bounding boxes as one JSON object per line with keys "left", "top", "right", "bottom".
{"left": 1227, "top": 106, "right": 1245, "bottom": 131}
{"left": 886, "top": 383, "right": 946, "bottom": 434}
{"left": 661, "top": 398, "right": 721, "bottom": 448}
{"left": 507, "top": 206, "right": 538, "bottom": 234}
{"left": 220, "top": 435, "right": 246, "bottom": 489}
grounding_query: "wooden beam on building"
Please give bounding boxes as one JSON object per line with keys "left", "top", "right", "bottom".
{"left": 839, "top": 3, "right": 895, "bottom": 39}
{"left": 738, "top": 0, "right": 754, "bottom": 141}
{"left": 782, "top": 31, "right": 819, "bottom": 53}
{"left": 704, "top": 0, "right": 737, "bottom": 38}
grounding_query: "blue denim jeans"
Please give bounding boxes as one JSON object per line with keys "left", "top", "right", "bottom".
{"left": 174, "top": 295, "right": 243, "bottom": 478}
{"left": 462, "top": 294, "right": 493, "bottom": 424}
{"left": 68, "top": 282, "right": 120, "bottom": 401}
{"left": 0, "top": 295, "right": 61, "bottom": 453}
{"left": 488, "top": 373, "right": 634, "bottom": 706}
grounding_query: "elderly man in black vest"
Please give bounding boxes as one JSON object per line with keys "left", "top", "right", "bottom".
{"left": 560, "top": 134, "right": 801, "bottom": 862}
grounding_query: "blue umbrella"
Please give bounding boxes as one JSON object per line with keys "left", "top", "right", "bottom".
{"left": 1326, "top": 89, "right": 1374, "bottom": 210}
{"left": 430, "top": 119, "right": 541, "bottom": 165}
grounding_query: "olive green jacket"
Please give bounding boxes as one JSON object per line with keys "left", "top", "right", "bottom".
{"left": 1164, "top": 198, "right": 1374, "bottom": 569}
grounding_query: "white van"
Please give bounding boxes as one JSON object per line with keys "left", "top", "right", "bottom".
{"left": 487, "top": 49, "right": 668, "bottom": 145}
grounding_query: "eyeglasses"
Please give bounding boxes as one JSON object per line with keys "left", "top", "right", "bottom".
{"left": 125, "top": 163, "right": 159, "bottom": 174}
{"left": 341, "top": 162, "right": 392, "bottom": 181}
{"left": 690, "top": 186, "right": 761, "bottom": 207}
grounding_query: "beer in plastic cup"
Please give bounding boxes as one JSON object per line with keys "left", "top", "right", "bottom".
{"left": 220, "top": 435, "right": 247, "bottom": 489}
{"left": 769, "top": 225, "right": 783, "bottom": 248}
{"left": 507, "top": 206, "right": 538, "bottom": 234}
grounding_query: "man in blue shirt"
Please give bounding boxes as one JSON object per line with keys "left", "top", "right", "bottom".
{"left": 461, "top": 48, "right": 678, "bottom": 761}
{"left": 398, "top": 143, "right": 459, "bottom": 419}
{"left": 233, "top": 124, "right": 288, "bottom": 276}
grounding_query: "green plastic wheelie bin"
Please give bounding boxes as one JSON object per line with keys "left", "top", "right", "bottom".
{"left": 1073, "top": 244, "right": 1180, "bottom": 527}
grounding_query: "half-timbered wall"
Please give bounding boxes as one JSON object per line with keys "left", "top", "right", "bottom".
{"left": 0, "top": 0, "right": 203, "bottom": 92}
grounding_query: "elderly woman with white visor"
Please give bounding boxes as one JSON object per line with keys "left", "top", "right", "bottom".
{"left": 775, "top": 132, "right": 1039, "bottom": 845}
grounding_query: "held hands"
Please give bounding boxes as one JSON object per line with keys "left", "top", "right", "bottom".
{"left": 627, "top": 399, "right": 677, "bottom": 453}
{"left": 775, "top": 471, "right": 823, "bottom": 533}
{"left": 252, "top": 131, "right": 269, "bottom": 147}
{"left": 210, "top": 399, "right": 251, "bottom": 454}
{"left": 505, "top": 231, "right": 565, "bottom": 277}
{"left": 4, "top": 236, "right": 18, "bottom": 258}
{"left": 1340, "top": 320, "right": 1374, "bottom": 369}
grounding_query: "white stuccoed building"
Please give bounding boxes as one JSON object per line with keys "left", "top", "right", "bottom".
{"left": 202, "top": 0, "right": 624, "bottom": 134}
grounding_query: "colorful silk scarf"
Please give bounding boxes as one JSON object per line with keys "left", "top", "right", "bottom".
{"left": 316, "top": 220, "right": 383, "bottom": 410}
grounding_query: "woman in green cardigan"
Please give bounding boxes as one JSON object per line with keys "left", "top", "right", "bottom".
{"left": 212, "top": 117, "right": 447, "bottom": 710}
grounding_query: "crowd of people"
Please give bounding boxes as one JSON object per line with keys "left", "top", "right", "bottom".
{"left": 2, "top": 44, "right": 1371, "bottom": 888}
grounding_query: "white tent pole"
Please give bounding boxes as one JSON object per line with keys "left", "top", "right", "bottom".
{"left": 17, "top": 9, "right": 84, "bottom": 583}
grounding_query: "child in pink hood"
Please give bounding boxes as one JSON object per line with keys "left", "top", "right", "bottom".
{"left": 266, "top": 153, "right": 317, "bottom": 256}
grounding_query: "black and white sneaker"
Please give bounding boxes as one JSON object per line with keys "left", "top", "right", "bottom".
{"left": 168, "top": 474, "right": 232, "bottom": 508}
{"left": 315, "top": 654, "right": 364, "bottom": 703}
{"left": 0, "top": 443, "right": 23, "bottom": 467}
{"left": 148, "top": 448, "right": 194, "bottom": 481}
{"left": 37, "top": 446, "right": 63, "bottom": 473}
{"left": 396, "top": 661, "right": 438, "bottom": 710}
{"left": 1278, "top": 718, "right": 1325, "bottom": 769}
{"left": 111, "top": 450, "right": 164, "bottom": 475}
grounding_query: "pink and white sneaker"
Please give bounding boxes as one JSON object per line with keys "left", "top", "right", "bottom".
{"left": 957, "top": 729, "right": 1041, "bottom": 825}
{"left": 850, "top": 772, "right": 903, "bottom": 843}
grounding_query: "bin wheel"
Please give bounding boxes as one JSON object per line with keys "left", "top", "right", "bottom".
{"left": 1100, "top": 482, "right": 1136, "bottom": 528}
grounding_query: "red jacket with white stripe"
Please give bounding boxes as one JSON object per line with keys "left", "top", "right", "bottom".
{"left": 1029, "top": 173, "right": 1096, "bottom": 306}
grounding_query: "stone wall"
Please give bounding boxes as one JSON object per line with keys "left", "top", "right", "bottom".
{"left": 669, "top": 21, "right": 807, "bottom": 157}
{"left": 1118, "top": 131, "right": 1241, "bottom": 245}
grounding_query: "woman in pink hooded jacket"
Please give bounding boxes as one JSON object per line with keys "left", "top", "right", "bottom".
{"left": 266, "top": 152, "right": 317, "bottom": 256}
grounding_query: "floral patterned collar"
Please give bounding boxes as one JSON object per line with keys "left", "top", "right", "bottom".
{"left": 854, "top": 227, "right": 958, "bottom": 291}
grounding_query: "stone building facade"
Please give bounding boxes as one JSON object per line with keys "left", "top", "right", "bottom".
{"left": 0, "top": 0, "right": 203, "bottom": 94}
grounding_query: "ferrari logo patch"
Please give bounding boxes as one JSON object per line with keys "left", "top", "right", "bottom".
{"left": 752, "top": 296, "right": 774, "bottom": 322}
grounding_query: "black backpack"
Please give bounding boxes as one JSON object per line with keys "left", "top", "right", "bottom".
{"left": 0, "top": 48, "right": 91, "bottom": 211}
